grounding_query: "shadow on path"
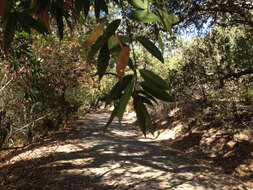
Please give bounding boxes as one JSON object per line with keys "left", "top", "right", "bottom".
{"left": 0, "top": 112, "right": 250, "bottom": 190}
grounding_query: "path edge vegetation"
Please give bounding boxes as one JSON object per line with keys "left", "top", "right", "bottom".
{"left": 0, "top": 0, "right": 252, "bottom": 141}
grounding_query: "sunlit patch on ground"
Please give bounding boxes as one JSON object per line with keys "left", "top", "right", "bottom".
{"left": 0, "top": 112, "right": 251, "bottom": 189}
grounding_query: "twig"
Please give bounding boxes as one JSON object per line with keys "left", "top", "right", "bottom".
{"left": 13, "top": 112, "right": 53, "bottom": 134}
{"left": 0, "top": 146, "right": 25, "bottom": 151}
{"left": 0, "top": 67, "right": 24, "bottom": 94}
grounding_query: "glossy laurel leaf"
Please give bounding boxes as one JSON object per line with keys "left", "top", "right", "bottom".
{"left": 116, "top": 46, "right": 130, "bottom": 82}
{"left": 97, "top": 42, "right": 110, "bottom": 80}
{"left": 128, "top": 10, "right": 160, "bottom": 23}
{"left": 101, "top": 75, "right": 134, "bottom": 106}
{"left": 103, "top": 103, "right": 119, "bottom": 134}
{"left": 130, "top": 0, "right": 147, "bottom": 10}
{"left": 108, "top": 34, "right": 130, "bottom": 61}
{"left": 141, "top": 101, "right": 154, "bottom": 135}
{"left": 140, "top": 69, "right": 169, "bottom": 90}
{"left": 87, "top": 19, "right": 121, "bottom": 60}
{"left": 157, "top": 7, "right": 179, "bottom": 34}
{"left": 104, "top": 77, "right": 134, "bottom": 132}
{"left": 140, "top": 81, "right": 174, "bottom": 102}
{"left": 108, "top": 35, "right": 121, "bottom": 60}
{"left": 137, "top": 95, "right": 154, "bottom": 107}
{"left": 133, "top": 95, "right": 154, "bottom": 136}
{"left": 137, "top": 90, "right": 158, "bottom": 104}
{"left": 157, "top": 33, "right": 164, "bottom": 54}
{"left": 116, "top": 78, "right": 134, "bottom": 122}
{"left": 86, "top": 23, "right": 105, "bottom": 47}
{"left": 137, "top": 36, "right": 164, "bottom": 63}
{"left": 133, "top": 96, "right": 146, "bottom": 136}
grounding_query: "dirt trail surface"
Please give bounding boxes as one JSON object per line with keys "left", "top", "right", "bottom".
{"left": 0, "top": 112, "right": 251, "bottom": 190}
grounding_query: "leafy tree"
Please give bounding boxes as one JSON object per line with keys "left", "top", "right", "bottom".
{"left": 166, "top": 0, "right": 253, "bottom": 31}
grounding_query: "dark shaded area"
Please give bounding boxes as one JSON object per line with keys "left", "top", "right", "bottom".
{"left": 213, "top": 140, "right": 253, "bottom": 174}
{"left": 168, "top": 133, "right": 202, "bottom": 151}
{"left": 161, "top": 131, "right": 253, "bottom": 176}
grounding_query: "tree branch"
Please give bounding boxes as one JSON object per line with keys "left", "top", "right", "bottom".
{"left": 219, "top": 68, "right": 253, "bottom": 88}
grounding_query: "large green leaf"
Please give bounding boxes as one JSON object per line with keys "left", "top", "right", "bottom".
{"left": 137, "top": 36, "right": 164, "bottom": 63}
{"left": 116, "top": 78, "right": 134, "bottom": 122}
{"left": 101, "top": 75, "right": 134, "bottom": 105}
{"left": 141, "top": 101, "right": 154, "bottom": 135}
{"left": 108, "top": 35, "right": 122, "bottom": 60}
{"left": 133, "top": 96, "right": 147, "bottom": 136}
{"left": 137, "top": 90, "right": 158, "bottom": 104}
{"left": 97, "top": 42, "right": 110, "bottom": 80}
{"left": 158, "top": 33, "right": 164, "bottom": 53}
{"left": 138, "top": 95, "right": 154, "bottom": 107}
{"left": 104, "top": 76, "right": 134, "bottom": 132}
{"left": 157, "top": 8, "right": 179, "bottom": 34}
{"left": 130, "top": 0, "right": 147, "bottom": 10}
{"left": 140, "top": 81, "right": 174, "bottom": 102}
{"left": 133, "top": 95, "right": 154, "bottom": 136}
{"left": 128, "top": 10, "right": 160, "bottom": 23}
{"left": 87, "top": 19, "right": 121, "bottom": 60}
{"left": 140, "top": 69, "right": 169, "bottom": 90}
{"left": 160, "top": 9, "right": 172, "bottom": 34}
{"left": 103, "top": 103, "right": 119, "bottom": 134}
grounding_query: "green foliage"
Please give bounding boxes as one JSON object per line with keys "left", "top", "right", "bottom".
{"left": 128, "top": 10, "right": 160, "bottom": 23}
{"left": 129, "top": 0, "right": 148, "bottom": 10}
{"left": 0, "top": 0, "right": 252, "bottom": 138}
{"left": 0, "top": 27, "right": 113, "bottom": 147}
{"left": 101, "top": 75, "right": 134, "bottom": 106}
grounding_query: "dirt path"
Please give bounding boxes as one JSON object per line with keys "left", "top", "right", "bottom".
{"left": 0, "top": 112, "right": 251, "bottom": 190}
